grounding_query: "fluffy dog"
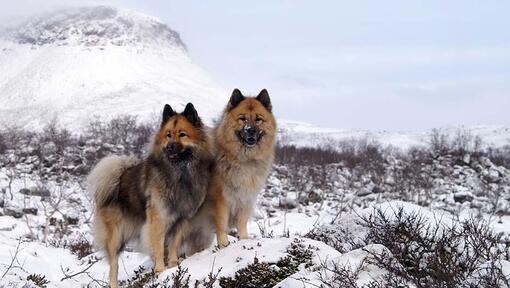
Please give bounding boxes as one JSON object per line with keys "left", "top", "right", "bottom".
{"left": 88, "top": 103, "right": 213, "bottom": 288}
{"left": 178, "top": 89, "right": 276, "bottom": 255}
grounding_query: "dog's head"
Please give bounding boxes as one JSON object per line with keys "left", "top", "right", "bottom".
{"left": 225, "top": 88, "right": 276, "bottom": 149}
{"left": 155, "top": 103, "right": 204, "bottom": 162}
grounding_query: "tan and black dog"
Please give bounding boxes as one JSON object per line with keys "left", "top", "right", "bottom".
{"left": 177, "top": 89, "right": 276, "bottom": 256}
{"left": 88, "top": 103, "right": 213, "bottom": 288}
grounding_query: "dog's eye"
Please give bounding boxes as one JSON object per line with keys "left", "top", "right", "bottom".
{"left": 255, "top": 117, "right": 264, "bottom": 125}
{"left": 166, "top": 133, "right": 171, "bottom": 139}
{"left": 178, "top": 132, "right": 187, "bottom": 138}
{"left": 238, "top": 115, "right": 247, "bottom": 122}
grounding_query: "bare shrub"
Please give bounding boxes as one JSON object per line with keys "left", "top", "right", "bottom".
{"left": 26, "top": 273, "right": 50, "bottom": 287}
{"left": 68, "top": 237, "right": 93, "bottom": 260}
{"left": 276, "top": 138, "right": 386, "bottom": 179}
{"left": 39, "top": 119, "right": 74, "bottom": 155}
{"left": 85, "top": 115, "right": 154, "bottom": 152}
{"left": 361, "top": 207, "right": 510, "bottom": 287}
{"left": 219, "top": 239, "right": 314, "bottom": 288}
{"left": 486, "top": 144, "right": 510, "bottom": 169}
{"left": 428, "top": 128, "right": 484, "bottom": 157}
{"left": 275, "top": 144, "right": 345, "bottom": 166}
{"left": 310, "top": 207, "right": 510, "bottom": 287}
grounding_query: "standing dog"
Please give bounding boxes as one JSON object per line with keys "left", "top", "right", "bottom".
{"left": 212, "top": 88, "right": 276, "bottom": 247}
{"left": 177, "top": 89, "right": 276, "bottom": 254}
{"left": 88, "top": 103, "right": 213, "bottom": 288}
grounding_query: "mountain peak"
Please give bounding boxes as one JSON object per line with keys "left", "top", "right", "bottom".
{"left": 2, "top": 6, "right": 186, "bottom": 49}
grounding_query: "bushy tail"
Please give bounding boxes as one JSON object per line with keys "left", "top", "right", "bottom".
{"left": 87, "top": 155, "right": 139, "bottom": 209}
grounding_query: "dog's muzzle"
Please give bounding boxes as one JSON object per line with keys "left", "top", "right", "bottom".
{"left": 237, "top": 124, "right": 263, "bottom": 148}
{"left": 165, "top": 142, "right": 192, "bottom": 161}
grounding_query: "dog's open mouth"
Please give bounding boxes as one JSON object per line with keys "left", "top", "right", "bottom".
{"left": 237, "top": 132, "right": 260, "bottom": 148}
{"left": 166, "top": 148, "right": 193, "bottom": 162}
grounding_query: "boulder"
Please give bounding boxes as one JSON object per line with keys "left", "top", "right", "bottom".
{"left": 19, "top": 187, "right": 51, "bottom": 197}
{"left": 453, "top": 192, "right": 474, "bottom": 203}
{"left": 4, "top": 207, "right": 23, "bottom": 218}
{"left": 22, "top": 208, "right": 38, "bottom": 215}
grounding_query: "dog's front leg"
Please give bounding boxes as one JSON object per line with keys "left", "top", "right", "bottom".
{"left": 210, "top": 178, "right": 230, "bottom": 248}
{"left": 236, "top": 207, "right": 251, "bottom": 240}
{"left": 167, "top": 220, "right": 187, "bottom": 267}
{"left": 147, "top": 204, "right": 167, "bottom": 273}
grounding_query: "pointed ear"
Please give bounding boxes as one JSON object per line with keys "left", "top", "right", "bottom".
{"left": 228, "top": 88, "right": 245, "bottom": 111}
{"left": 162, "top": 104, "right": 175, "bottom": 124}
{"left": 256, "top": 89, "right": 272, "bottom": 112}
{"left": 182, "top": 103, "right": 200, "bottom": 126}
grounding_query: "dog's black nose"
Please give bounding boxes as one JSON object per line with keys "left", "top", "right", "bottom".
{"left": 167, "top": 142, "right": 181, "bottom": 154}
{"left": 245, "top": 125, "right": 257, "bottom": 136}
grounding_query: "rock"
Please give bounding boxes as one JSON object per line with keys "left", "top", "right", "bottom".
{"left": 453, "top": 192, "right": 474, "bottom": 203}
{"left": 4, "top": 207, "right": 23, "bottom": 218}
{"left": 307, "top": 191, "right": 322, "bottom": 203}
{"left": 19, "top": 187, "right": 51, "bottom": 197}
{"left": 357, "top": 188, "right": 372, "bottom": 197}
{"left": 279, "top": 197, "right": 298, "bottom": 209}
{"left": 64, "top": 215, "right": 80, "bottom": 225}
{"left": 372, "top": 185, "right": 384, "bottom": 194}
{"left": 463, "top": 154, "right": 471, "bottom": 165}
{"left": 22, "top": 208, "right": 38, "bottom": 215}
{"left": 485, "top": 169, "right": 501, "bottom": 183}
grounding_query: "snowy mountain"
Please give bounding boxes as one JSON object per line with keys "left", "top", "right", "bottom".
{"left": 0, "top": 6, "right": 227, "bottom": 129}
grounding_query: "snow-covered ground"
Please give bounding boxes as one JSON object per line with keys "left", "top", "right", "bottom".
{"left": 0, "top": 5, "right": 509, "bottom": 288}
{"left": 279, "top": 119, "right": 510, "bottom": 150}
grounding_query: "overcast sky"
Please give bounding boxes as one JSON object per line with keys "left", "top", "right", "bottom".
{"left": 1, "top": 0, "right": 509, "bottom": 131}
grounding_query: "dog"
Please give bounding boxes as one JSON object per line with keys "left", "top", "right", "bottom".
{"left": 88, "top": 103, "right": 213, "bottom": 288}
{"left": 177, "top": 88, "right": 276, "bottom": 255}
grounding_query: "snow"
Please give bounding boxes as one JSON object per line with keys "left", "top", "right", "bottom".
{"left": 0, "top": 5, "right": 509, "bottom": 288}
{"left": 276, "top": 244, "right": 393, "bottom": 288}
{"left": 279, "top": 119, "right": 510, "bottom": 149}
{"left": 0, "top": 6, "right": 228, "bottom": 129}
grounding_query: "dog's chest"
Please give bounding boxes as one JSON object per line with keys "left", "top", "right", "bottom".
{"left": 220, "top": 160, "right": 268, "bottom": 208}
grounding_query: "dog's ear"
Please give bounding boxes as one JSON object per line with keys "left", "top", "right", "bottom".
{"left": 182, "top": 103, "right": 200, "bottom": 126}
{"left": 228, "top": 88, "right": 245, "bottom": 110}
{"left": 162, "top": 104, "right": 175, "bottom": 124}
{"left": 256, "top": 89, "right": 272, "bottom": 112}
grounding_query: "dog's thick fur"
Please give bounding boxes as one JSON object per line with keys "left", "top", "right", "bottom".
{"left": 179, "top": 89, "right": 276, "bottom": 254}
{"left": 89, "top": 103, "right": 213, "bottom": 288}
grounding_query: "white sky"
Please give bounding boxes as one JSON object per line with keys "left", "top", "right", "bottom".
{"left": 1, "top": 0, "right": 509, "bottom": 131}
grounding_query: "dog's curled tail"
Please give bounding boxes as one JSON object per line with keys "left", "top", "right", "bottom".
{"left": 87, "top": 155, "right": 139, "bottom": 208}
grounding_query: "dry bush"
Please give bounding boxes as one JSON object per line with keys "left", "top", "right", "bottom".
{"left": 276, "top": 138, "right": 386, "bottom": 179}
{"left": 85, "top": 115, "right": 154, "bottom": 152}
{"left": 486, "top": 144, "right": 510, "bottom": 170}
{"left": 219, "top": 239, "right": 314, "bottom": 288}
{"left": 311, "top": 208, "right": 510, "bottom": 287}
{"left": 361, "top": 208, "right": 510, "bottom": 287}
{"left": 428, "top": 128, "right": 484, "bottom": 157}
{"left": 39, "top": 120, "right": 74, "bottom": 155}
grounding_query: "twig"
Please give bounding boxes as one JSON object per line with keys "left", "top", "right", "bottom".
{"left": 60, "top": 256, "right": 102, "bottom": 281}
{"left": 0, "top": 238, "right": 24, "bottom": 279}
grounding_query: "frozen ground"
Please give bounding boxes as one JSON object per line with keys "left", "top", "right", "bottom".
{"left": 0, "top": 148, "right": 509, "bottom": 287}
{"left": 0, "top": 5, "right": 509, "bottom": 288}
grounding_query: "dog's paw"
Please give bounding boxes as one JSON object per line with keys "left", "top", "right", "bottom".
{"left": 218, "top": 239, "right": 230, "bottom": 248}
{"left": 154, "top": 265, "right": 166, "bottom": 274}
{"left": 168, "top": 259, "right": 179, "bottom": 268}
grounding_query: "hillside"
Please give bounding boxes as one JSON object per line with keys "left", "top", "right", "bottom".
{"left": 0, "top": 6, "right": 227, "bottom": 129}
